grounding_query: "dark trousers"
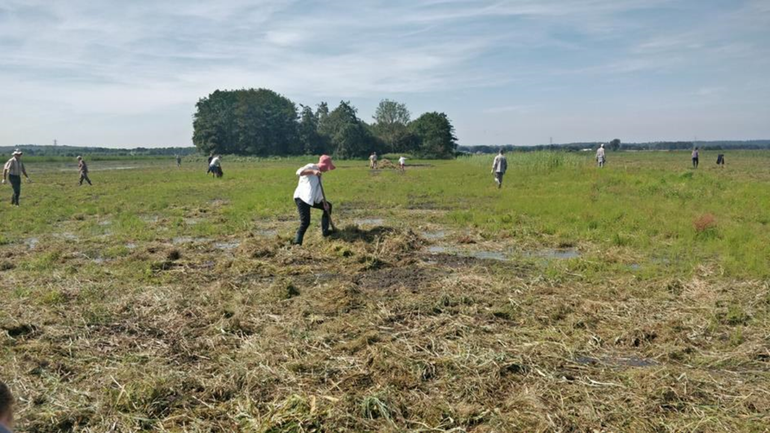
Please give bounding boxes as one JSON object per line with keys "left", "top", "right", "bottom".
{"left": 293, "top": 198, "right": 332, "bottom": 245}
{"left": 495, "top": 172, "right": 504, "bottom": 188}
{"left": 692, "top": 157, "right": 699, "bottom": 168}
{"left": 80, "top": 173, "right": 92, "bottom": 185}
{"left": 9, "top": 175, "right": 21, "bottom": 205}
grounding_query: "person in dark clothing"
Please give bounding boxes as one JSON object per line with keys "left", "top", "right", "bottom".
{"left": 716, "top": 154, "right": 725, "bottom": 167}
{"left": 2, "top": 149, "right": 32, "bottom": 206}
{"left": 0, "top": 381, "right": 14, "bottom": 433}
{"left": 292, "top": 155, "right": 336, "bottom": 245}
{"left": 206, "top": 153, "right": 214, "bottom": 176}
{"left": 77, "top": 156, "right": 92, "bottom": 186}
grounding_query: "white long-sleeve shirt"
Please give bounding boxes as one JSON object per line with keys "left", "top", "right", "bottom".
{"left": 293, "top": 163, "right": 324, "bottom": 205}
{"left": 596, "top": 148, "right": 605, "bottom": 159}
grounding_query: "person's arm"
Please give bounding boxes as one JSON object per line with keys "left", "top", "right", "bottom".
{"left": 22, "top": 163, "right": 30, "bottom": 180}
{"left": 1, "top": 167, "right": 7, "bottom": 184}
{"left": 299, "top": 168, "right": 321, "bottom": 177}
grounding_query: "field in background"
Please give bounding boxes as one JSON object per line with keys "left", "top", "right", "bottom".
{"left": 1, "top": 150, "right": 768, "bottom": 431}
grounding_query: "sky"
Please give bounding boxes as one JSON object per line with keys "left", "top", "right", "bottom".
{"left": 1, "top": 0, "right": 769, "bottom": 148}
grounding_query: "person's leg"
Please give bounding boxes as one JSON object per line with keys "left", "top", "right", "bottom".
{"left": 85, "top": 174, "right": 92, "bottom": 185}
{"left": 9, "top": 175, "right": 21, "bottom": 206}
{"left": 310, "top": 201, "right": 333, "bottom": 235}
{"left": 293, "top": 198, "right": 312, "bottom": 245}
{"left": 496, "top": 172, "right": 503, "bottom": 188}
{"left": 79, "top": 174, "right": 84, "bottom": 185}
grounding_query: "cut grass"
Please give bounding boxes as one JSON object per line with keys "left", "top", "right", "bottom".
{"left": 1, "top": 151, "right": 769, "bottom": 431}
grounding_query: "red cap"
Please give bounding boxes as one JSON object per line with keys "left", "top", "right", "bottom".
{"left": 318, "top": 155, "right": 336, "bottom": 171}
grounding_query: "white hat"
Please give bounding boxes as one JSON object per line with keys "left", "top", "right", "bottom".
{"left": 12, "top": 149, "right": 22, "bottom": 155}
{"left": 600, "top": 143, "right": 605, "bottom": 148}
{"left": 77, "top": 155, "right": 82, "bottom": 159}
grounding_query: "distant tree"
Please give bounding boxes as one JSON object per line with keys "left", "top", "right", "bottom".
{"left": 192, "top": 90, "right": 239, "bottom": 155}
{"left": 319, "top": 101, "right": 378, "bottom": 159}
{"left": 298, "top": 105, "right": 327, "bottom": 155}
{"left": 409, "top": 112, "right": 458, "bottom": 159}
{"left": 193, "top": 88, "right": 298, "bottom": 156}
{"left": 609, "top": 138, "right": 621, "bottom": 151}
{"left": 372, "top": 99, "right": 417, "bottom": 153}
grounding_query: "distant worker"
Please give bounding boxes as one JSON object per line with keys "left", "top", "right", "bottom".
{"left": 716, "top": 153, "right": 725, "bottom": 167}
{"left": 692, "top": 147, "right": 699, "bottom": 169}
{"left": 0, "top": 381, "right": 14, "bottom": 433}
{"left": 398, "top": 156, "right": 407, "bottom": 172}
{"left": 77, "top": 156, "right": 92, "bottom": 186}
{"left": 491, "top": 149, "right": 508, "bottom": 189}
{"left": 292, "top": 155, "right": 336, "bottom": 245}
{"left": 206, "top": 152, "right": 214, "bottom": 176}
{"left": 596, "top": 144, "right": 606, "bottom": 168}
{"left": 369, "top": 152, "right": 378, "bottom": 170}
{"left": 209, "top": 155, "right": 223, "bottom": 178}
{"left": 176, "top": 154, "right": 182, "bottom": 168}
{"left": 2, "top": 149, "right": 31, "bottom": 206}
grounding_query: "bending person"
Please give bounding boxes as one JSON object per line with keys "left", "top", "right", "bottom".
{"left": 292, "top": 155, "right": 336, "bottom": 245}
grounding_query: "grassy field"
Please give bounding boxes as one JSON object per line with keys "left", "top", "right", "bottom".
{"left": 1, "top": 151, "right": 768, "bottom": 432}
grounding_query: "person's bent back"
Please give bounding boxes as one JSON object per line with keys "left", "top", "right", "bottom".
{"left": 0, "top": 381, "right": 14, "bottom": 433}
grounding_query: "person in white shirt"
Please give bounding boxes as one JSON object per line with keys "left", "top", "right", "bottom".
{"left": 491, "top": 149, "right": 507, "bottom": 189}
{"left": 369, "top": 152, "right": 378, "bottom": 170}
{"left": 209, "top": 155, "right": 223, "bottom": 178}
{"left": 2, "top": 150, "right": 31, "bottom": 206}
{"left": 292, "top": 155, "right": 336, "bottom": 245}
{"left": 596, "top": 144, "right": 606, "bottom": 168}
{"left": 398, "top": 156, "right": 406, "bottom": 172}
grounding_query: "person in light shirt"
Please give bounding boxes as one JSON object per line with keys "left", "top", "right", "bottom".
{"left": 292, "top": 155, "right": 336, "bottom": 245}
{"left": 596, "top": 144, "right": 606, "bottom": 168}
{"left": 398, "top": 156, "right": 407, "bottom": 172}
{"left": 2, "top": 150, "right": 32, "bottom": 206}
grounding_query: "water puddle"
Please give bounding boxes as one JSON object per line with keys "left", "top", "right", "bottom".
{"left": 355, "top": 218, "right": 385, "bottom": 226}
{"left": 529, "top": 248, "right": 581, "bottom": 260}
{"left": 172, "top": 237, "right": 211, "bottom": 245}
{"left": 214, "top": 241, "right": 241, "bottom": 250}
{"left": 26, "top": 237, "right": 39, "bottom": 250}
{"left": 469, "top": 251, "right": 508, "bottom": 261}
{"left": 428, "top": 246, "right": 509, "bottom": 262}
{"left": 421, "top": 230, "right": 447, "bottom": 240}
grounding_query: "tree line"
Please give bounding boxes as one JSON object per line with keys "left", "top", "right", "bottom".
{"left": 192, "top": 89, "right": 458, "bottom": 159}
{"left": 461, "top": 139, "right": 770, "bottom": 154}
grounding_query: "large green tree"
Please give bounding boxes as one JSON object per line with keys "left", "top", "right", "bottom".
{"left": 193, "top": 88, "right": 298, "bottom": 156}
{"left": 409, "top": 112, "right": 458, "bottom": 159}
{"left": 372, "top": 99, "right": 417, "bottom": 153}
{"left": 320, "top": 101, "right": 379, "bottom": 158}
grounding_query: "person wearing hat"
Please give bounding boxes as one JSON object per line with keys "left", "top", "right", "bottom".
{"left": 491, "top": 149, "right": 507, "bottom": 188}
{"left": 596, "top": 144, "right": 606, "bottom": 168}
{"left": 292, "top": 155, "right": 336, "bottom": 245}
{"left": 2, "top": 150, "right": 31, "bottom": 206}
{"left": 77, "top": 156, "right": 92, "bottom": 186}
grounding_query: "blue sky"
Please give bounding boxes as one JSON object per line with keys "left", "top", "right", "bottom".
{"left": 1, "top": 0, "right": 768, "bottom": 148}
